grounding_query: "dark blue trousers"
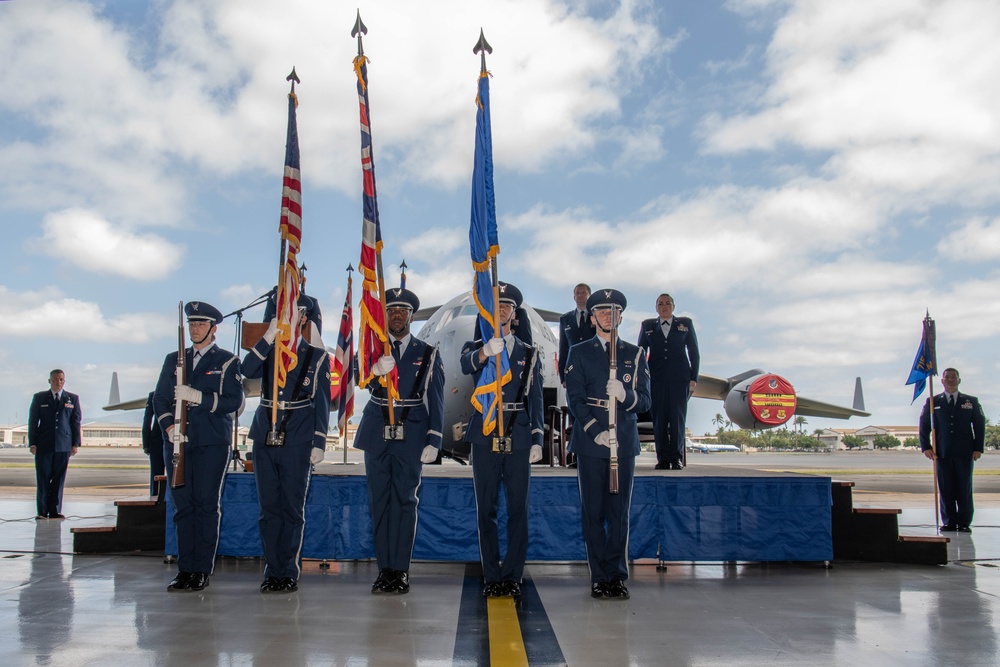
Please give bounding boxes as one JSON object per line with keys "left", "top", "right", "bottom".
{"left": 577, "top": 453, "right": 635, "bottom": 584}
{"left": 147, "top": 446, "right": 165, "bottom": 497}
{"left": 471, "top": 444, "right": 531, "bottom": 584}
{"left": 364, "top": 448, "right": 422, "bottom": 572}
{"left": 651, "top": 381, "right": 689, "bottom": 464}
{"left": 164, "top": 443, "right": 229, "bottom": 574}
{"left": 937, "top": 456, "right": 975, "bottom": 526}
{"left": 35, "top": 451, "right": 71, "bottom": 517}
{"left": 253, "top": 442, "right": 313, "bottom": 579}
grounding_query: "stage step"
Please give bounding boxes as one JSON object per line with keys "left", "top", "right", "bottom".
{"left": 72, "top": 493, "right": 166, "bottom": 554}
{"left": 831, "top": 482, "right": 946, "bottom": 565}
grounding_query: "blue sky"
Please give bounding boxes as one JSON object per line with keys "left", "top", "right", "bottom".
{"left": 2, "top": 0, "right": 999, "bottom": 437}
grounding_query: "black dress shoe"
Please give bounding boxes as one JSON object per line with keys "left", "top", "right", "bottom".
{"left": 34, "top": 515, "right": 47, "bottom": 520}
{"left": 957, "top": 525, "right": 972, "bottom": 533}
{"left": 591, "top": 582, "right": 609, "bottom": 598}
{"left": 607, "top": 579, "right": 630, "bottom": 599}
{"left": 670, "top": 462, "right": 684, "bottom": 470}
{"left": 654, "top": 463, "right": 669, "bottom": 470}
{"left": 278, "top": 577, "right": 298, "bottom": 592}
{"left": 941, "top": 523, "right": 957, "bottom": 532}
{"left": 188, "top": 573, "right": 210, "bottom": 591}
{"left": 390, "top": 570, "right": 410, "bottom": 594}
{"left": 483, "top": 581, "right": 503, "bottom": 598}
{"left": 167, "top": 571, "right": 193, "bottom": 592}
{"left": 49, "top": 513, "right": 66, "bottom": 519}
{"left": 504, "top": 581, "right": 522, "bottom": 598}
{"left": 260, "top": 576, "right": 281, "bottom": 593}
{"left": 372, "top": 569, "right": 393, "bottom": 593}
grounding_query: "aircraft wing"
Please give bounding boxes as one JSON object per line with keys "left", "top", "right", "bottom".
{"left": 102, "top": 397, "right": 148, "bottom": 411}
{"left": 793, "top": 396, "right": 870, "bottom": 419}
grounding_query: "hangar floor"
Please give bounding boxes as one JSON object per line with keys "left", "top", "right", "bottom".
{"left": 1, "top": 493, "right": 998, "bottom": 667}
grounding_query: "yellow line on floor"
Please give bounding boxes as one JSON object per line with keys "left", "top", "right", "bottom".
{"left": 487, "top": 596, "right": 528, "bottom": 666}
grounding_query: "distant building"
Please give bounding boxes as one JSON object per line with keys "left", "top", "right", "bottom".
{"left": 1, "top": 422, "right": 343, "bottom": 449}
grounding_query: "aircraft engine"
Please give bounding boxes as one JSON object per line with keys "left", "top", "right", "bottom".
{"left": 722, "top": 373, "right": 797, "bottom": 430}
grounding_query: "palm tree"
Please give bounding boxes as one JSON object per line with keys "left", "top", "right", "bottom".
{"left": 712, "top": 413, "right": 725, "bottom": 432}
{"left": 794, "top": 415, "right": 808, "bottom": 433}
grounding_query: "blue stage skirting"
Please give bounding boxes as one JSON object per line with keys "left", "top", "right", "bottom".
{"left": 165, "top": 472, "right": 832, "bottom": 562}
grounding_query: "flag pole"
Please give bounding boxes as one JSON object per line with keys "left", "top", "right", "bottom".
{"left": 475, "top": 29, "right": 503, "bottom": 439}
{"left": 270, "top": 68, "right": 301, "bottom": 442}
{"left": 928, "top": 373, "right": 940, "bottom": 530}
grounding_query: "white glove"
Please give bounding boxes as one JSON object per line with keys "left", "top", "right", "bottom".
{"left": 595, "top": 430, "right": 611, "bottom": 448}
{"left": 263, "top": 318, "right": 279, "bottom": 345}
{"left": 606, "top": 379, "right": 626, "bottom": 402}
{"left": 168, "top": 426, "right": 184, "bottom": 445}
{"left": 482, "top": 337, "right": 505, "bottom": 357}
{"left": 175, "top": 385, "right": 202, "bottom": 405}
{"left": 310, "top": 448, "right": 325, "bottom": 465}
{"left": 529, "top": 445, "right": 543, "bottom": 463}
{"left": 372, "top": 355, "right": 396, "bottom": 376}
{"left": 420, "top": 445, "right": 438, "bottom": 463}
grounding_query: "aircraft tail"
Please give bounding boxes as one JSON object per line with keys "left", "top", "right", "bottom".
{"left": 108, "top": 372, "right": 121, "bottom": 406}
{"left": 852, "top": 377, "right": 866, "bottom": 412}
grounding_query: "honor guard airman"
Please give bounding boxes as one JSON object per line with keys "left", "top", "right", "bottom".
{"left": 637, "top": 293, "right": 699, "bottom": 469}
{"left": 243, "top": 294, "right": 331, "bottom": 593}
{"left": 460, "top": 282, "right": 545, "bottom": 598}
{"left": 153, "top": 301, "right": 243, "bottom": 592}
{"left": 558, "top": 283, "right": 596, "bottom": 385}
{"left": 565, "top": 289, "right": 651, "bottom": 599}
{"left": 354, "top": 287, "right": 445, "bottom": 594}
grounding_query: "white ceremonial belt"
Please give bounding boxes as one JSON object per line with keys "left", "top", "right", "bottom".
{"left": 586, "top": 398, "right": 610, "bottom": 408}
{"left": 260, "top": 398, "right": 311, "bottom": 410}
{"left": 501, "top": 402, "right": 523, "bottom": 412}
{"left": 371, "top": 397, "right": 423, "bottom": 407}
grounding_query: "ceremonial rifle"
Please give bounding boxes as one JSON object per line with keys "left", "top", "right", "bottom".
{"left": 608, "top": 309, "right": 620, "bottom": 495}
{"left": 171, "top": 301, "right": 187, "bottom": 489}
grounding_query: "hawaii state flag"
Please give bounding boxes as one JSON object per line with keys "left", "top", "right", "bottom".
{"left": 275, "top": 87, "right": 302, "bottom": 388}
{"left": 353, "top": 53, "right": 397, "bottom": 399}
{"left": 468, "top": 71, "right": 511, "bottom": 435}
{"left": 334, "top": 275, "right": 356, "bottom": 437}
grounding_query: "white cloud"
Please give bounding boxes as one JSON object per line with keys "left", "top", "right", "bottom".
{"left": 33, "top": 209, "right": 184, "bottom": 280}
{"left": 936, "top": 217, "right": 1000, "bottom": 262}
{"left": 702, "top": 1, "right": 1000, "bottom": 209}
{"left": 0, "top": 286, "right": 173, "bottom": 342}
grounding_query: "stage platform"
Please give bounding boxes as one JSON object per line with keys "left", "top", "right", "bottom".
{"left": 166, "top": 464, "right": 833, "bottom": 563}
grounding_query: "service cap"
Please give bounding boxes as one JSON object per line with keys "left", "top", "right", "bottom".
{"left": 586, "top": 288, "right": 627, "bottom": 313}
{"left": 184, "top": 301, "right": 224, "bottom": 325}
{"left": 385, "top": 287, "right": 420, "bottom": 312}
{"left": 497, "top": 282, "right": 523, "bottom": 309}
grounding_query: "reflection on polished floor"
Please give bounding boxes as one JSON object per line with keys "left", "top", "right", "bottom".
{"left": 1, "top": 496, "right": 998, "bottom": 667}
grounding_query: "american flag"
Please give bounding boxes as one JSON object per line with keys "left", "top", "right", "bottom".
{"left": 334, "top": 273, "right": 355, "bottom": 438}
{"left": 275, "top": 85, "right": 302, "bottom": 389}
{"left": 354, "top": 53, "right": 398, "bottom": 398}
{"left": 469, "top": 71, "right": 511, "bottom": 435}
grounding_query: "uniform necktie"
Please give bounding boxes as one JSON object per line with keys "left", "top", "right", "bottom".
{"left": 578, "top": 310, "right": 584, "bottom": 328}
{"left": 193, "top": 351, "right": 202, "bottom": 367}
{"left": 949, "top": 394, "right": 955, "bottom": 407}
{"left": 392, "top": 340, "right": 402, "bottom": 361}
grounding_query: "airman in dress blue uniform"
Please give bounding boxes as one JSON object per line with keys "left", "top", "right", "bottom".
{"left": 28, "top": 369, "right": 82, "bottom": 519}
{"left": 461, "top": 282, "right": 545, "bottom": 598}
{"left": 153, "top": 301, "right": 243, "bottom": 592}
{"left": 243, "top": 295, "right": 331, "bottom": 593}
{"left": 558, "top": 283, "right": 596, "bottom": 385}
{"left": 637, "top": 293, "right": 699, "bottom": 470}
{"left": 566, "top": 289, "right": 651, "bottom": 599}
{"left": 354, "top": 288, "right": 444, "bottom": 594}
{"left": 919, "top": 367, "right": 986, "bottom": 532}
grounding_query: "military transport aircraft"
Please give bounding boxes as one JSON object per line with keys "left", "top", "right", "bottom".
{"left": 104, "top": 291, "right": 869, "bottom": 461}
